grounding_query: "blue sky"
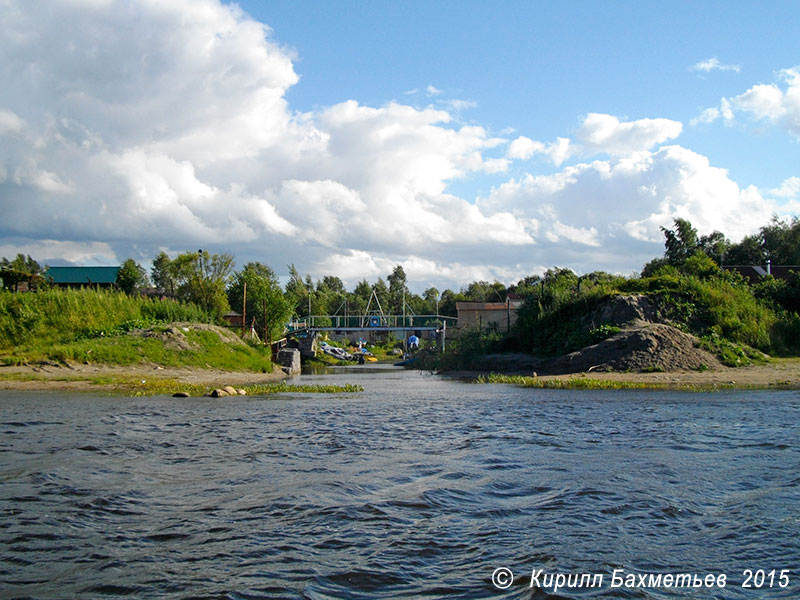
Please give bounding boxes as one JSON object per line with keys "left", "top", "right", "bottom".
{"left": 245, "top": 0, "right": 799, "bottom": 189}
{"left": 1, "top": 0, "right": 799, "bottom": 291}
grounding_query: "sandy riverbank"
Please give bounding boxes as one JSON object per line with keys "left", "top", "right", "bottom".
{"left": 0, "top": 361, "right": 288, "bottom": 393}
{"left": 2, "top": 358, "right": 800, "bottom": 393}
{"left": 439, "top": 357, "right": 800, "bottom": 389}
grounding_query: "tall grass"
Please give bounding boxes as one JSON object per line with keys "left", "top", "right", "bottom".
{"left": 514, "top": 270, "right": 784, "bottom": 358}
{"left": 619, "top": 275, "right": 776, "bottom": 351}
{"left": 0, "top": 288, "right": 213, "bottom": 351}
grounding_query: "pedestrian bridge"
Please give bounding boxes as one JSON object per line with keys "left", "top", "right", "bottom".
{"left": 287, "top": 314, "right": 455, "bottom": 335}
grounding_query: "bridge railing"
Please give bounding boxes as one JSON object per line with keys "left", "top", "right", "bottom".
{"left": 288, "top": 314, "right": 455, "bottom": 331}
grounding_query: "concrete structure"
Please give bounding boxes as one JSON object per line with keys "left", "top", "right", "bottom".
{"left": 456, "top": 297, "right": 523, "bottom": 333}
{"left": 287, "top": 333, "right": 318, "bottom": 359}
{"left": 277, "top": 348, "right": 301, "bottom": 375}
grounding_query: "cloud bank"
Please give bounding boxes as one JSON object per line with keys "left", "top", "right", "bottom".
{"left": 0, "top": 0, "right": 792, "bottom": 290}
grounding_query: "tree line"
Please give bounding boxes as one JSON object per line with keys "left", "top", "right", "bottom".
{"left": 3, "top": 215, "right": 800, "bottom": 339}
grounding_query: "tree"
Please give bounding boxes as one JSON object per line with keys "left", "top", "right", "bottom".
{"left": 661, "top": 218, "right": 699, "bottom": 265}
{"left": 151, "top": 251, "right": 177, "bottom": 294}
{"left": 438, "top": 289, "right": 465, "bottom": 317}
{"left": 5, "top": 253, "right": 43, "bottom": 275}
{"left": 117, "top": 259, "right": 149, "bottom": 294}
{"left": 371, "top": 278, "right": 390, "bottom": 313}
{"left": 151, "top": 250, "right": 233, "bottom": 315}
{"left": 725, "top": 234, "right": 764, "bottom": 265}
{"left": 423, "top": 287, "right": 440, "bottom": 314}
{"left": 698, "top": 231, "right": 731, "bottom": 265}
{"left": 183, "top": 250, "right": 234, "bottom": 316}
{"left": 227, "top": 262, "right": 292, "bottom": 341}
{"left": 1, "top": 254, "right": 46, "bottom": 290}
{"left": 387, "top": 265, "right": 408, "bottom": 314}
{"left": 760, "top": 216, "right": 800, "bottom": 264}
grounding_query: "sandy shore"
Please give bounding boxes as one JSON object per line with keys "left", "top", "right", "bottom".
{"left": 440, "top": 357, "right": 800, "bottom": 389}
{"left": 0, "top": 361, "right": 288, "bottom": 393}
{"left": 1, "top": 358, "right": 799, "bottom": 392}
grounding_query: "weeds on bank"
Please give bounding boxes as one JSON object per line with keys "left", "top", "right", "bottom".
{"left": 0, "top": 371, "right": 363, "bottom": 397}
{"left": 473, "top": 373, "right": 763, "bottom": 392}
{"left": 124, "top": 379, "right": 363, "bottom": 397}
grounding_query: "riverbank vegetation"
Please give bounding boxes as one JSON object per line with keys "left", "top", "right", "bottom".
{"left": 418, "top": 217, "right": 800, "bottom": 371}
{"left": 3, "top": 216, "right": 800, "bottom": 377}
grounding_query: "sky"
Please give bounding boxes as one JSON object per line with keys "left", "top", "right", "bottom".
{"left": 1, "top": 0, "right": 799, "bottom": 292}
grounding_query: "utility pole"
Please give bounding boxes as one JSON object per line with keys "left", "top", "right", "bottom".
{"left": 241, "top": 281, "right": 247, "bottom": 338}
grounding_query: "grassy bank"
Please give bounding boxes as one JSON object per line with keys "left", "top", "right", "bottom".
{"left": 0, "top": 370, "right": 363, "bottom": 396}
{"left": 0, "top": 289, "right": 274, "bottom": 371}
{"left": 473, "top": 372, "right": 797, "bottom": 392}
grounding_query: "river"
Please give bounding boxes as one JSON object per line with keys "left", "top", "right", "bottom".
{"left": 1, "top": 367, "right": 798, "bottom": 599}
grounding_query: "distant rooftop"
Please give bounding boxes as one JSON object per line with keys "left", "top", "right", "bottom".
{"left": 46, "top": 266, "right": 121, "bottom": 285}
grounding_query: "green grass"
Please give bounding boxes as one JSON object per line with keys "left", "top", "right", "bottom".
{"left": 0, "top": 288, "right": 278, "bottom": 371}
{"left": 513, "top": 269, "right": 787, "bottom": 362}
{"left": 0, "top": 288, "right": 212, "bottom": 352}
{"left": 473, "top": 373, "right": 764, "bottom": 391}
{"left": 125, "top": 379, "right": 364, "bottom": 397}
{"left": 0, "top": 371, "right": 363, "bottom": 397}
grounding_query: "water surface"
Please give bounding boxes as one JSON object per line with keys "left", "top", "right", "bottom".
{"left": 1, "top": 369, "right": 798, "bottom": 598}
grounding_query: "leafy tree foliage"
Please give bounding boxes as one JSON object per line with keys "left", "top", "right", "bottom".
{"left": 149, "top": 250, "right": 233, "bottom": 316}
{"left": 116, "top": 258, "right": 149, "bottom": 294}
{"left": 387, "top": 265, "right": 408, "bottom": 314}
{"left": 1, "top": 254, "right": 47, "bottom": 290}
{"left": 227, "top": 262, "right": 292, "bottom": 341}
{"left": 151, "top": 251, "right": 177, "bottom": 294}
{"left": 1, "top": 254, "right": 43, "bottom": 274}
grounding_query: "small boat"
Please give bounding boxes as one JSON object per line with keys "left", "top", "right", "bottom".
{"left": 393, "top": 356, "right": 416, "bottom": 367}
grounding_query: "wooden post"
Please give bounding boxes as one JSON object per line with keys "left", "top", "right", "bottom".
{"left": 264, "top": 298, "right": 272, "bottom": 346}
{"left": 241, "top": 281, "right": 247, "bottom": 338}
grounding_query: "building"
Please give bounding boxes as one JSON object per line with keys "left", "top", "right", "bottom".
{"left": 722, "top": 264, "right": 800, "bottom": 284}
{"left": 46, "top": 266, "right": 121, "bottom": 289}
{"left": 456, "top": 297, "right": 523, "bottom": 333}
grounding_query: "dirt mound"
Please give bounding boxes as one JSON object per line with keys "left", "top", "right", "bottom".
{"left": 587, "top": 294, "right": 659, "bottom": 327}
{"left": 132, "top": 323, "right": 246, "bottom": 352}
{"left": 539, "top": 323, "right": 722, "bottom": 375}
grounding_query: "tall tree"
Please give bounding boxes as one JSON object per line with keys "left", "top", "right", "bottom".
{"left": 662, "top": 218, "right": 699, "bottom": 265}
{"left": 153, "top": 250, "right": 233, "bottom": 315}
{"left": 387, "top": 265, "right": 408, "bottom": 314}
{"left": 184, "top": 250, "right": 234, "bottom": 316}
{"left": 151, "top": 251, "right": 177, "bottom": 294}
{"left": 423, "top": 287, "right": 440, "bottom": 314}
{"left": 227, "top": 262, "right": 292, "bottom": 341}
{"left": 117, "top": 258, "right": 149, "bottom": 294}
{"left": 371, "top": 278, "right": 390, "bottom": 314}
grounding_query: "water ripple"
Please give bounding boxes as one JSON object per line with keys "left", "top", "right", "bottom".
{"left": 1, "top": 380, "right": 799, "bottom": 599}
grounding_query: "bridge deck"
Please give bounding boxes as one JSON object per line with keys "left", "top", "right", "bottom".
{"left": 297, "top": 326, "right": 440, "bottom": 332}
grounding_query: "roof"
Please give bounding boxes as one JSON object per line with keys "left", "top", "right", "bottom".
{"left": 46, "top": 266, "right": 121, "bottom": 285}
{"left": 722, "top": 265, "right": 800, "bottom": 283}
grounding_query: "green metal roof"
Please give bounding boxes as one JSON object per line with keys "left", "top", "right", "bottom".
{"left": 46, "top": 266, "right": 121, "bottom": 285}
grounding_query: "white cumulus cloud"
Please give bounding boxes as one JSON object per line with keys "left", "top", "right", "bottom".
{"left": 695, "top": 67, "right": 800, "bottom": 138}
{"left": 576, "top": 113, "right": 683, "bottom": 155}
{"left": 0, "top": 0, "right": 789, "bottom": 290}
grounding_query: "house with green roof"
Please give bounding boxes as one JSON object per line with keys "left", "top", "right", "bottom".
{"left": 46, "top": 266, "right": 121, "bottom": 289}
